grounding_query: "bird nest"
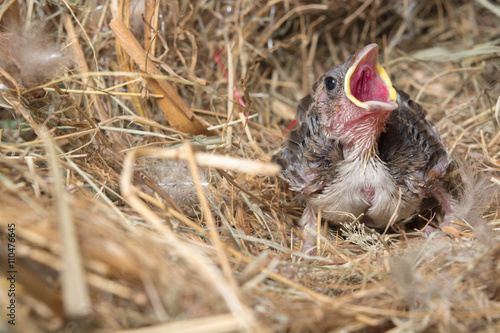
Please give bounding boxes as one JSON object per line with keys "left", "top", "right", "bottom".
{"left": 0, "top": 1, "right": 499, "bottom": 332}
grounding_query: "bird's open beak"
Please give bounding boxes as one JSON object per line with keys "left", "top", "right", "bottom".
{"left": 344, "top": 44, "right": 398, "bottom": 112}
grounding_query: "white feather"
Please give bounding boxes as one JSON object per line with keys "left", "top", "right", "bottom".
{"left": 310, "top": 150, "right": 420, "bottom": 228}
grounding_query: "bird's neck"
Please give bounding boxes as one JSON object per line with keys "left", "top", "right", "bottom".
{"left": 340, "top": 112, "right": 389, "bottom": 160}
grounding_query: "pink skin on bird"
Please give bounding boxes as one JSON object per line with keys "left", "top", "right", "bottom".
{"left": 344, "top": 46, "right": 397, "bottom": 153}
{"left": 317, "top": 44, "right": 398, "bottom": 156}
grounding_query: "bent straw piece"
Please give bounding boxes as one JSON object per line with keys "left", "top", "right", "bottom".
{"left": 133, "top": 145, "right": 281, "bottom": 176}
{"left": 109, "top": 18, "right": 215, "bottom": 136}
{"left": 109, "top": 17, "right": 192, "bottom": 119}
{"left": 120, "top": 150, "right": 259, "bottom": 331}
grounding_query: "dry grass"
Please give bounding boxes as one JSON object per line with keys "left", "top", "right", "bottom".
{"left": 0, "top": 0, "right": 499, "bottom": 332}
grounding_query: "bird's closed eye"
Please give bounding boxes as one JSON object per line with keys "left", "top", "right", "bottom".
{"left": 325, "top": 77, "right": 336, "bottom": 91}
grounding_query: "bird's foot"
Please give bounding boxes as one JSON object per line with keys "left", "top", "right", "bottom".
{"left": 301, "top": 240, "right": 317, "bottom": 256}
{"left": 299, "top": 205, "right": 319, "bottom": 256}
{"left": 419, "top": 224, "right": 440, "bottom": 238}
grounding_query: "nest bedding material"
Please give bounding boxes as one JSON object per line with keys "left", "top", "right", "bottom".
{"left": 0, "top": 0, "right": 499, "bottom": 332}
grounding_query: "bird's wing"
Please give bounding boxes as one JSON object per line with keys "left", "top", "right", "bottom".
{"left": 272, "top": 95, "right": 343, "bottom": 195}
{"left": 378, "top": 89, "right": 449, "bottom": 193}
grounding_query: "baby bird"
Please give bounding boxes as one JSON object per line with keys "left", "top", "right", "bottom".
{"left": 273, "top": 44, "right": 454, "bottom": 252}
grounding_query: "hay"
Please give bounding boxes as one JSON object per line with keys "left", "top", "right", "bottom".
{"left": 0, "top": 0, "right": 499, "bottom": 332}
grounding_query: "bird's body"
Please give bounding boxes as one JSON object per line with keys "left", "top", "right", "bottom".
{"left": 273, "top": 44, "right": 453, "bottom": 251}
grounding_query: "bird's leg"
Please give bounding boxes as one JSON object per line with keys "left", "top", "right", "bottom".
{"left": 431, "top": 185, "right": 454, "bottom": 215}
{"left": 431, "top": 182, "right": 457, "bottom": 225}
{"left": 420, "top": 181, "right": 457, "bottom": 237}
{"left": 300, "top": 205, "right": 318, "bottom": 255}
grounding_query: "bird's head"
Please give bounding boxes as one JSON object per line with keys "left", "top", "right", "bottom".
{"left": 314, "top": 44, "right": 397, "bottom": 153}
